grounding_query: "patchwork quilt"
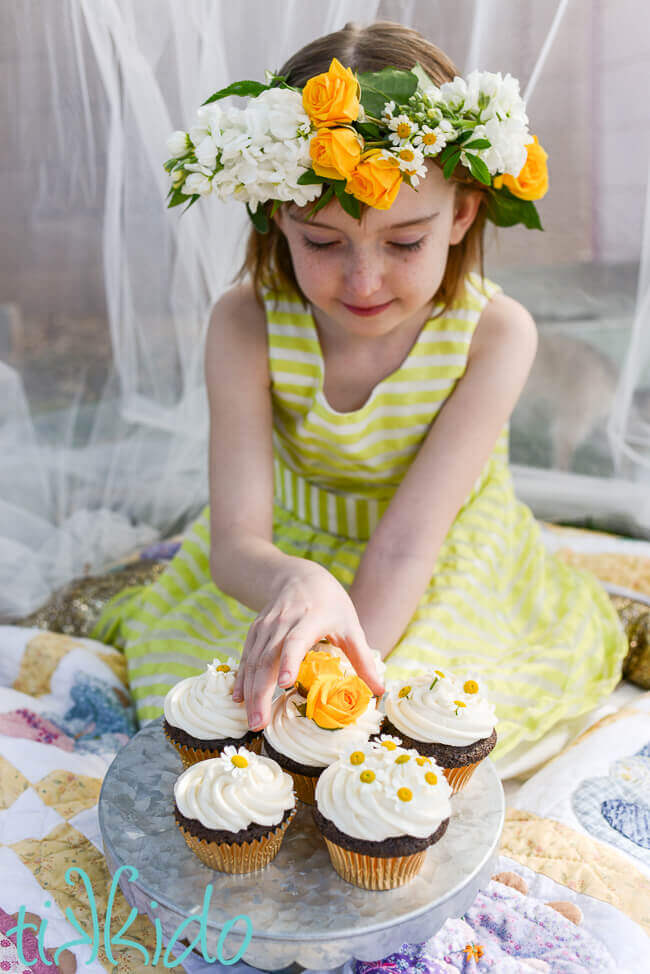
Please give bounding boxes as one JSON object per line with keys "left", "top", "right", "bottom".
{"left": 1, "top": 522, "right": 650, "bottom": 972}
{"left": 0, "top": 626, "right": 648, "bottom": 973}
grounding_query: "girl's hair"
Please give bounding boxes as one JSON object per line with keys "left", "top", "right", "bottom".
{"left": 237, "top": 21, "right": 488, "bottom": 316}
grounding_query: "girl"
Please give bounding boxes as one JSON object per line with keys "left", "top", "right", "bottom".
{"left": 96, "top": 21, "right": 626, "bottom": 763}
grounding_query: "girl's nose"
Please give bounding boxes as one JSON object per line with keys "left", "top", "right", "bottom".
{"left": 345, "top": 249, "right": 383, "bottom": 298}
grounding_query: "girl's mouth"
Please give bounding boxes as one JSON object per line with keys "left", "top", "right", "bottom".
{"left": 341, "top": 300, "right": 394, "bottom": 317}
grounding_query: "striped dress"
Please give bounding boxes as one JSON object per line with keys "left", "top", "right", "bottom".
{"left": 94, "top": 272, "right": 627, "bottom": 760}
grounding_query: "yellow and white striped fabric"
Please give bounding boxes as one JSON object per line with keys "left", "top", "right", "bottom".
{"left": 94, "top": 272, "right": 627, "bottom": 758}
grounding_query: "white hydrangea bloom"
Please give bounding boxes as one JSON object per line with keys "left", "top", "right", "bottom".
{"left": 166, "top": 130, "right": 189, "bottom": 158}
{"left": 439, "top": 76, "right": 472, "bottom": 111}
{"left": 182, "top": 172, "right": 212, "bottom": 196}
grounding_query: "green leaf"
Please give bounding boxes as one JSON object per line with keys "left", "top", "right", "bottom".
{"left": 333, "top": 181, "right": 361, "bottom": 220}
{"left": 465, "top": 152, "right": 491, "bottom": 185}
{"left": 167, "top": 194, "right": 187, "bottom": 209}
{"left": 294, "top": 702, "right": 308, "bottom": 718}
{"left": 485, "top": 187, "right": 543, "bottom": 230}
{"left": 411, "top": 63, "right": 435, "bottom": 93}
{"left": 163, "top": 157, "right": 180, "bottom": 173}
{"left": 357, "top": 67, "right": 418, "bottom": 118}
{"left": 443, "top": 148, "right": 461, "bottom": 180}
{"left": 181, "top": 195, "right": 200, "bottom": 214}
{"left": 307, "top": 185, "right": 334, "bottom": 217}
{"left": 463, "top": 138, "right": 491, "bottom": 150}
{"left": 355, "top": 121, "right": 384, "bottom": 140}
{"left": 439, "top": 143, "right": 460, "bottom": 164}
{"left": 202, "top": 80, "right": 268, "bottom": 105}
{"left": 297, "top": 169, "right": 328, "bottom": 186}
{"left": 246, "top": 202, "right": 270, "bottom": 233}
{"left": 269, "top": 200, "right": 282, "bottom": 217}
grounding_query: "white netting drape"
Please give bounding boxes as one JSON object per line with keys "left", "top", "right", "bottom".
{"left": 1, "top": 0, "right": 649, "bottom": 618}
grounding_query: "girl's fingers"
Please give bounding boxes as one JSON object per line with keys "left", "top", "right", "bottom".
{"left": 277, "top": 623, "right": 324, "bottom": 687}
{"left": 232, "top": 617, "right": 261, "bottom": 701}
{"left": 243, "top": 619, "right": 293, "bottom": 727}
{"left": 330, "top": 629, "right": 385, "bottom": 696}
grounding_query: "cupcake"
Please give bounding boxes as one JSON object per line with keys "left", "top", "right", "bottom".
{"left": 379, "top": 671, "right": 497, "bottom": 794}
{"left": 174, "top": 745, "right": 296, "bottom": 872}
{"left": 313, "top": 740, "right": 452, "bottom": 889}
{"left": 263, "top": 648, "right": 383, "bottom": 804}
{"left": 164, "top": 657, "right": 263, "bottom": 767}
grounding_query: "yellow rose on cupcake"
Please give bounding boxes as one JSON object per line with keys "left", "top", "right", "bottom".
{"left": 295, "top": 647, "right": 345, "bottom": 697}
{"left": 309, "top": 127, "right": 362, "bottom": 180}
{"left": 346, "top": 151, "right": 402, "bottom": 210}
{"left": 305, "top": 674, "right": 373, "bottom": 729}
{"left": 493, "top": 134, "right": 548, "bottom": 201}
{"left": 302, "top": 58, "right": 360, "bottom": 126}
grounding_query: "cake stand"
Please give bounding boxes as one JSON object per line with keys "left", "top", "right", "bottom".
{"left": 98, "top": 718, "right": 504, "bottom": 972}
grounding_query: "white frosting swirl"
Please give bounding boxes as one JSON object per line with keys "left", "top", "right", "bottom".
{"left": 383, "top": 672, "right": 496, "bottom": 746}
{"left": 315, "top": 742, "right": 452, "bottom": 840}
{"left": 174, "top": 746, "right": 295, "bottom": 831}
{"left": 164, "top": 657, "right": 249, "bottom": 741}
{"left": 263, "top": 688, "right": 382, "bottom": 767}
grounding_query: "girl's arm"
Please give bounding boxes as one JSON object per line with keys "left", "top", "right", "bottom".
{"left": 348, "top": 293, "right": 538, "bottom": 659}
{"left": 205, "top": 285, "right": 383, "bottom": 728}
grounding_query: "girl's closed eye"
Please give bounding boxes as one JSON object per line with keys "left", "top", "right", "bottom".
{"left": 302, "top": 236, "right": 427, "bottom": 252}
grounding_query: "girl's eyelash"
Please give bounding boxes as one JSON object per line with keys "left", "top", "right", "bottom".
{"left": 302, "top": 238, "right": 425, "bottom": 251}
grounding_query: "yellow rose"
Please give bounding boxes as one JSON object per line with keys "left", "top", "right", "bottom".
{"left": 309, "top": 127, "right": 362, "bottom": 180}
{"left": 302, "top": 58, "right": 360, "bottom": 127}
{"left": 346, "top": 151, "right": 402, "bottom": 210}
{"left": 295, "top": 648, "right": 344, "bottom": 697}
{"left": 305, "top": 674, "right": 372, "bottom": 729}
{"left": 493, "top": 135, "right": 548, "bottom": 201}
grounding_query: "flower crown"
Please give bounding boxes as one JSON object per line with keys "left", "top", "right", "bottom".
{"left": 165, "top": 58, "right": 548, "bottom": 231}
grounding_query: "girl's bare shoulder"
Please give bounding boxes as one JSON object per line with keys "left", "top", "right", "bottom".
{"left": 470, "top": 290, "right": 537, "bottom": 359}
{"left": 205, "top": 282, "right": 270, "bottom": 390}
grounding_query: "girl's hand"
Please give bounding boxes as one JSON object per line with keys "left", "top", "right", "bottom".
{"left": 231, "top": 561, "right": 385, "bottom": 731}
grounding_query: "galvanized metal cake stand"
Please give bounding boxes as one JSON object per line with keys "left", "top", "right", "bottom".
{"left": 99, "top": 717, "right": 505, "bottom": 972}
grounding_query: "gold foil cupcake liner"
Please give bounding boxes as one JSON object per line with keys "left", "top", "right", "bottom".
{"left": 322, "top": 838, "right": 426, "bottom": 889}
{"left": 178, "top": 809, "right": 295, "bottom": 873}
{"left": 442, "top": 760, "right": 481, "bottom": 794}
{"left": 288, "top": 770, "right": 319, "bottom": 805}
{"left": 165, "top": 730, "right": 263, "bottom": 769}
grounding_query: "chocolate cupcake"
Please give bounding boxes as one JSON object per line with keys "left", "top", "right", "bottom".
{"left": 379, "top": 671, "right": 497, "bottom": 794}
{"left": 313, "top": 741, "right": 452, "bottom": 889}
{"left": 174, "top": 745, "right": 296, "bottom": 872}
{"left": 164, "top": 657, "right": 262, "bottom": 767}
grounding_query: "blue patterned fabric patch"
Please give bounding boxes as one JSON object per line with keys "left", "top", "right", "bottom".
{"left": 601, "top": 798, "right": 650, "bottom": 850}
{"left": 572, "top": 740, "right": 650, "bottom": 866}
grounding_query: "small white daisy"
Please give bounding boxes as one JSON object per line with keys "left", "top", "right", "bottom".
{"left": 395, "top": 144, "right": 425, "bottom": 173}
{"left": 388, "top": 114, "right": 417, "bottom": 145}
{"left": 382, "top": 100, "right": 397, "bottom": 121}
{"left": 221, "top": 745, "right": 252, "bottom": 775}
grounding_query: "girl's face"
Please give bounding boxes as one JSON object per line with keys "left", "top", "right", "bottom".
{"left": 275, "top": 163, "right": 481, "bottom": 342}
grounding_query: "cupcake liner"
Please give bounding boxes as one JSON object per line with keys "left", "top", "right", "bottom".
{"left": 177, "top": 809, "right": 295, "bottom": 873}
{"left": 322, "top": 838, "right": 426, "bottom": 889}
{"left": 165, "top": 729, "right": 263, "bottom": 768}
{"left": 288, "top": 770, "right": 319, "bottom": 805}
{"left": 442, "top": 759, "right": 481, "bottom": 794}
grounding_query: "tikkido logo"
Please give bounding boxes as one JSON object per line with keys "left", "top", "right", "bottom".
{"left": 6, "top": 865, "right": 253, "bottom": 968}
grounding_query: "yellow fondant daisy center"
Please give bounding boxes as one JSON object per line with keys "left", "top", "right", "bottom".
{"left": 397, "top": 787, "right": 413, "bottom": 801}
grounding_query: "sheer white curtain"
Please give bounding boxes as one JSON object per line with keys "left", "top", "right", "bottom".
{"left": 1, "top": 0, "right": 649, "bottom": 618}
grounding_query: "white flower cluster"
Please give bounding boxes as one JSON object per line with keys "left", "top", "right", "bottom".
{"left": 381, "top": 69, "right": 532, "bottom": 182}
{"left": 167, "top": 87, "right": 321, "bottom": 208}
